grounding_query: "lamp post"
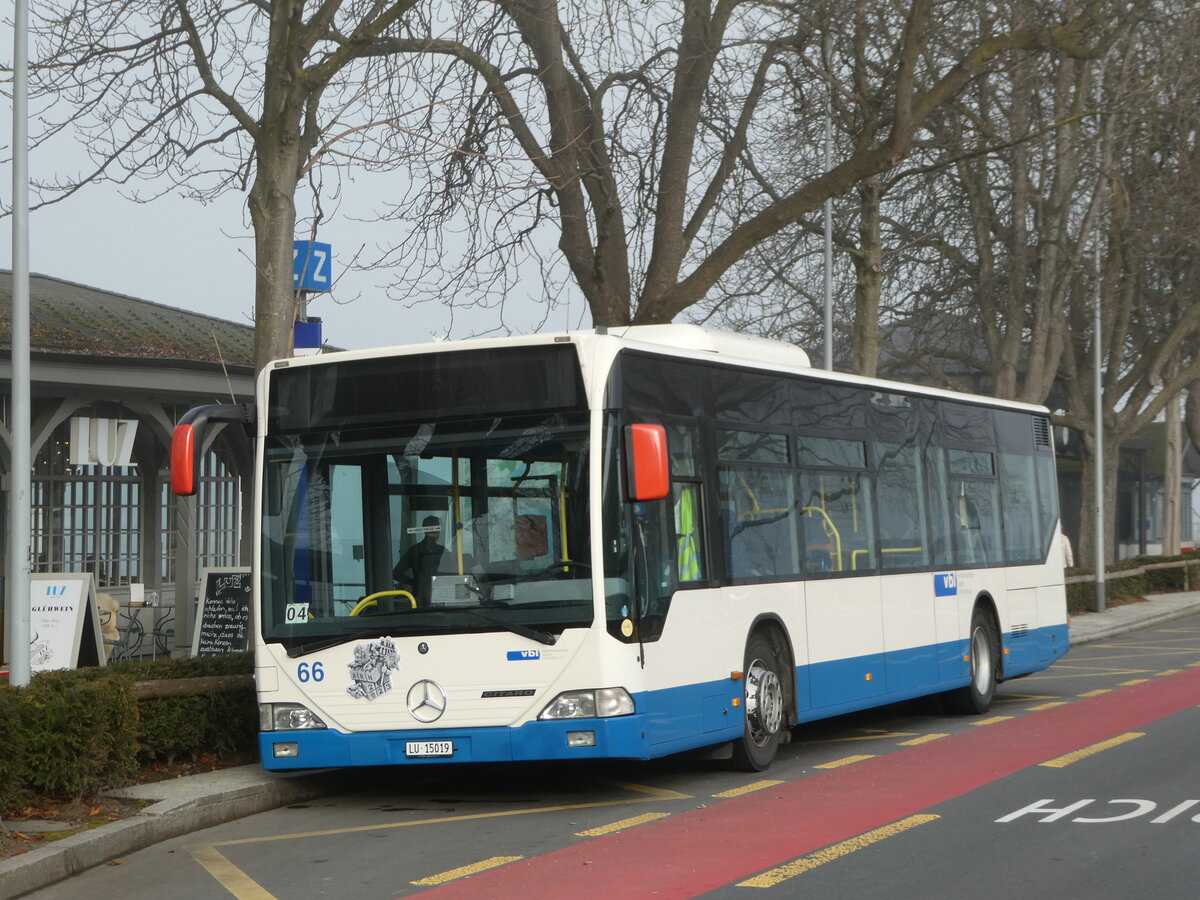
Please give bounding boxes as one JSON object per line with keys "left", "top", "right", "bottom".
{"left": 7, "top": 0, "right": 33, "bottom": 686}
{"left": 822, "top": 29, "right": 833, "bottom": 372}
{"left": 1093, "top": 240, "right": 1106, "bottom": 613}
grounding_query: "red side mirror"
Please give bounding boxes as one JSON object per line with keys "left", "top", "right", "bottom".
{"left": 171, "top": 423, "right": 198, "bottom": 495}
{"left": 625, "top": 424, "right": 669, "bottom": 501}
{"left": 170, "top": 403, "right": 254, "bottom": 496}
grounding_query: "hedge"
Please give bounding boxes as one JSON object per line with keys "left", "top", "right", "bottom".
{"left": 1065, "top": 550, "right": 1200, "bottom": 615}
{"left": 0, "top": 692, "right": 26, "bottom": 812}
{"left": 0, "top": 652, "right": 255, "bottom": 810}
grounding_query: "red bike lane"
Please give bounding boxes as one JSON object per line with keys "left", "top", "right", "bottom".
{"left": 413, "top": 666, "right": 1200, "bottom": 899}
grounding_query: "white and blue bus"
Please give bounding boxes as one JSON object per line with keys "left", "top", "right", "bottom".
{"left": 172, "top": 325, "right": 1068, "bottom": 772}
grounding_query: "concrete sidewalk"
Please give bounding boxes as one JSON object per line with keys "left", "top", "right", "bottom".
{"left": 4, "top": 591, "right": 1200, "bottom": 899}
{"left": 1066, "top": 590, "right": 1200, "bottom": 645}
{"left": 1, "top": 764, "right": 347, "bottom": 899}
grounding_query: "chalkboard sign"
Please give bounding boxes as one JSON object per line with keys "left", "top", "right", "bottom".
{"left": 192, "top": 567, "right": 252, "bottom": 656}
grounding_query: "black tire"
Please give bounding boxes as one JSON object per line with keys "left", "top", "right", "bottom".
{"left": 945, "top": 606, "right": 999, "bottom": 714}
{"left": 731, "top": 631, "right": 787, "bottom": 771}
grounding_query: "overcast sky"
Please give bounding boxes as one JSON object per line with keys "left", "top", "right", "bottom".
{"left": 0, "top": 171, "right": 593, "bottom": 351}
{"left": 0, "top": 12, "right": 600, "bottom": 353}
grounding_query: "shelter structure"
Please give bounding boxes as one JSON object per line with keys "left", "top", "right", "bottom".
{"left": 1, "top": 271, "right": 255, "bottom": 660}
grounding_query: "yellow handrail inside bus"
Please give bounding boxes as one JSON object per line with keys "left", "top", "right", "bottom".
{"left": 349, "top": 590, "right": 417, "bottom": 616}
{"left": 558, "top": 459, "right": 570, "bottom": 571}
{"left": 452, "top": 453, "right": 464, "bottom": 576}
{"left": 802, "top": 505, "right": 843, "bottom": 571}
{"left": 736, "top": 475, "right": 790, "bottom": 520}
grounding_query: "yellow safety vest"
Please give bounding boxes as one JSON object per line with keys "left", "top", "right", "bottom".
{"left": 676, "top": 488, "right": 701, "bottom": 580}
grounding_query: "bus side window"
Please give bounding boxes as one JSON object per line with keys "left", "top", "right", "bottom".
{"left": 949, "top": 450, "right": 1002, "bottom": 567}
{"left": 668, "top": 423, "right": 706, "bottom": 583}
{"left": 874, "top": 441, "right": 930, "bottom": 570}
{"left": 796, "top": 435, "right": 875, "bottom": 573}
{"left": 953, "top": 479, "right": 1002, "bottom": 566}
{"left": 673, "top": 483, "right": 705, "bottom": 581}
{"left": 719, "top": 466, "right": 799, "bottom": 581}
{"left": 925, "top": 446, "right": 955, "bottom": 566}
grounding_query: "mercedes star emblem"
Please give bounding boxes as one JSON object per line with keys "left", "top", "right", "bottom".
{"left": 406, "top": 679, "right": 448, "bottom": 723}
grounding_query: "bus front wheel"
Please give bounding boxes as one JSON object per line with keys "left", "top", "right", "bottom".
{"left": 732, "top": 632, "right": 786, "bottom": 771}
{"left": 946, "top": 606, "right": 999, "bottom": 715}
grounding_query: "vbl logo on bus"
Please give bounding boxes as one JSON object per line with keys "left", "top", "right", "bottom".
{"left": 934, "top": 573, "right": 957, "bottom": 597}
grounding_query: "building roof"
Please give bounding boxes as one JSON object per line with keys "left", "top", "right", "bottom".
{"left": 0, "top": 270, "right": 255, "bottom": 369}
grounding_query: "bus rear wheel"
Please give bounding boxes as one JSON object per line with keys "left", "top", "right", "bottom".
{"left": 946, "top": 606, "right": 999, "bottom": 715}
{"left": 732, "top": 632, "right": 786, "bottom": 771}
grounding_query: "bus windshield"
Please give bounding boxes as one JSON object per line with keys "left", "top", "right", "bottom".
{"left": 261, "top": 412, "right": 593, "bottom": 655}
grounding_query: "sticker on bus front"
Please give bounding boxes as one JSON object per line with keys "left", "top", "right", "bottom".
{"left": 346, "top": 637, "right": 400, "bottom": 701}
{"left": 507, "top": 650, "right": 540, "bottom": 661}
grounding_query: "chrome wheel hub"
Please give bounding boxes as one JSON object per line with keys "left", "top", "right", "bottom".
{"left": 745, "top": 659, "right": 784, "bottom": 746}
{"left": 970, "top": 627, "right": 992, "bottom": 693}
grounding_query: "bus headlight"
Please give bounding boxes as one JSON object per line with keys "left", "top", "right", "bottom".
{"left": 539, "top": 688, "right": 634, "bottom": 720}
{"left": 260, "top": 703, "right": 328, "bottom": 731}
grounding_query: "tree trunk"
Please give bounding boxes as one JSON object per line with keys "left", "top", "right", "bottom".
{"left": 244, "top": 1, "right": 310, "bottom": 372}
{"left": 249, "top": 166, "right": 301, "bottom": 370}
{"left": 851, "top": 177, "right": 882, "bottom": 378}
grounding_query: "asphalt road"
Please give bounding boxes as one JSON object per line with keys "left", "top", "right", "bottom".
{"left": 23, "top": 613, "right": 1200, "bottom": 900}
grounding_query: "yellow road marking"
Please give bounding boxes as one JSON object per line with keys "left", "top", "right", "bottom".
{"left": 969, "top": 716, "right": 1013, "bottom": 726}
{"left": 411, "top": 856, "right": 522, "bottom": 886}
{"left": 712, "top": 780, "right": 783, "bottom": 798}
{"left": 211, "top": 796, "right": 678, "bottom": 848}
{"left": 1042, "top": 666, "right": 1153, "bottom": 679}
{"left": 1155, "top": 669, "right": 1182, "bottom": 676}
{"left": 897, "top": 733, "right": 947, "bottom": 746}
{"left": 737, "top": 815, "right": 940, "bottom": 888}
{"left": 814, "top": 754, "right": 873, "bottom": 769}
{"left": 188, "top": 845, "right": 277, "bottom": 900}
{"left": 1026, "top": 701, "right": 1069, "bottom": 711}
{"left": 575, "top": 812, "right": 670, "bottom": 836}
{"left": 190, "top": 781, "right": 691, "bottom": 894}
{"left": 1051, "top": 662, "right": 1156, "bottom": 669}
{"left": 596, "top": 780, "right": 692, "bottom": 800}
{"left": 823, "top": 730, "right": 918, "bottom": 742}
{"left": 996, "top": 693, "right": 1056, "bottom": 702}
{"left": 1078, "top": 689, "right": 1111, "bottom": 697}
{"left": 1039, "top": 732, "right": 1146, "bottom": 768}
{"left": 1120, "top": 679, "right": 1151, "bottom": 686}
{"left": 1068, "top": 649, "right": 1200, "bottom": 663}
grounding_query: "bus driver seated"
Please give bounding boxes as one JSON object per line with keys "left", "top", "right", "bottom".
{"left": 393, "top": 516, "right": 447, "bottom": 607}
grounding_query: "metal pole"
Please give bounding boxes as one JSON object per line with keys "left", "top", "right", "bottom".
{"left": 1093, "top": 240, "right": 1106, "bottom": 613}
{"left": 822, "top": 29, "right": 834, "bottom": 372}
{"left": 7, "top": 0, "right": 33, "bottom": 685}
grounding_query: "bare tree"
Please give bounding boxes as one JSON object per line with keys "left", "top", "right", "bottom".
{"left": 1058, "top": 2, "right": 1200, "bottom": 560}
{"left": 14, "top": 0, "right": 1142, "bottom": 372}
{"left": 368, "top": 0, "right": 1137, "bottom": 333}
{"left": 22, "top": 0, "right": 427, "bottom": 370}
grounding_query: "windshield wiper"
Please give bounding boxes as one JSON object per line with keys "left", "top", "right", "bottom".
{"left": 462, "top": 608, "right": 558, "bottom": 645}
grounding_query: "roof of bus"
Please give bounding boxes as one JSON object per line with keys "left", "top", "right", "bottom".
{"left": 270, "top": 324, "right": 1050, "bottom": 415}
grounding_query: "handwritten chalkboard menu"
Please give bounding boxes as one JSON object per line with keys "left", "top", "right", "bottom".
{"left": 192, "top": 568, "right": 252, "bottom": 656}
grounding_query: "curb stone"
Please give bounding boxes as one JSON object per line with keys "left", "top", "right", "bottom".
{"left": 0, "top": 767, "right": 343, "bottom": 899}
